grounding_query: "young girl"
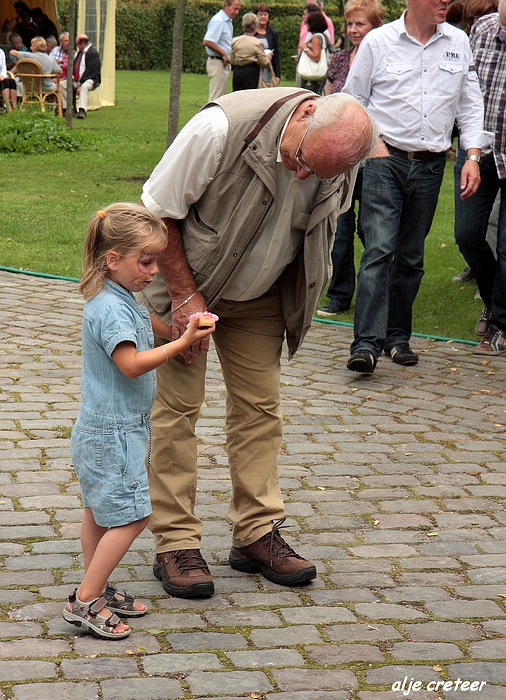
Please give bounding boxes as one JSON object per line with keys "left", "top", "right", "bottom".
{"left": 64, "top": 203, "right": 215, "bottom": 639}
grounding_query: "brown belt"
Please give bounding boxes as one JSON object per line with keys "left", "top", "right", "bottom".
{"left": 386, "top": 143, "right": 447, "bottom": 162}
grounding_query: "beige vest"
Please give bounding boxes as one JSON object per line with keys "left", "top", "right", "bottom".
{"left": 139, "top": 87, "right": 353, "bottom": 357}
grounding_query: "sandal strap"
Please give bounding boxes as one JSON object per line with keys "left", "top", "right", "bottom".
{"left": 103, "top": 585, "right": 136, "bottom": 608}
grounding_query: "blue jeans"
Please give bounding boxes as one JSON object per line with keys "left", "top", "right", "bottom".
{"left": 454, "top": 147, "right": 506, "bottom": 332}
{"left": 327, "top": 168, "right": 364, "bottom": 309}
{"left": 351, "top": 153, "right": 446, "bottom": 358}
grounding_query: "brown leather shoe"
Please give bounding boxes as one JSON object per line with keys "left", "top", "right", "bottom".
{"left": 153, "top": 549, "right": 214, "bottom": 598}
{"left": 229, "top": 519, "right": 316, "bottom": 586}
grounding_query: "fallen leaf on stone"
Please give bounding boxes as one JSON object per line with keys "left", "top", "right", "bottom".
{"left": 404, "top": 453, "right": 412, "bottom": 456}
{"left": 368, "top": 625, "right": 379, "bottom": 630}
{"left": 495, "top": 424, "right": 502, "bottom": 427}
{"left": 427, "top": 532, "right": 439, "bottom": 537}
{"left": 351, "top": 388, "right": 358, "bottom": 392}
{"left": 480, "top": 360, "right": 490, "bottom": 365}
{"left": 124, "top": 649, "right": 136, "bottom": 655}
{"left": 137, "top": 646, "right": 149, "bottom": 653}
{"left": 498, "top": 594, "right": 506, "bottom": 599}
{"left": 374, "top": 520, "right": 380, "bottom": 526}
{"left": 317, "top": 487, "right": 326, "bottom": 491}
{"left": 481, "top": 389, "right": 490, "bottom": 393}
{"left": 148, "top": 629, "right": 165, "bottom": 635}
{"left": 450, "top": 367, "right": 457, "bottom": 372}
{"left": 472, "top": 521, "right": 479, "bottom": 525}
{"left": 365, "top": 395, "right": 372, "bottom": 400}
{"left": 433, "top": 665, "right": 442, "bottom": 672}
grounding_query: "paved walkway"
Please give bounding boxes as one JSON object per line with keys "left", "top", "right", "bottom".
{"left": 1, "top": 269, "right": 506, "bottom": 700}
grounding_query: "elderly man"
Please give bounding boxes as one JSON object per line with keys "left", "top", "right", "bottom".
{"left": 343, "top": 0, "right": 491, "bottom": 374}
{"left": 454, "top": 1, "right": 506, "bottom": 354}
{"left": 203, "top": 0, "right": 241, "bottom": 100}
{"left": 50, "top": 32, "right": 69, "bottom": 65}
{"left": 61, "top": 34, "right": 101, "bottom": 119}
{"left": 137, "top": 87, "right": 376, "bottom": 598}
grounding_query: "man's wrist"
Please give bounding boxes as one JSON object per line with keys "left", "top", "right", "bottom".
{"left": 466, "top": 154, "right": 481, "bottom": 163}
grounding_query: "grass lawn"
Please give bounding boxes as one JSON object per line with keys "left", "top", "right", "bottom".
{"left": 1, "top": 70, "right": 482, "bottom": 341}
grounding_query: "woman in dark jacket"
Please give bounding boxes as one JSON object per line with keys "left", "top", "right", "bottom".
{"left": 254, "top": 3, "right": 280, "bottom": 86}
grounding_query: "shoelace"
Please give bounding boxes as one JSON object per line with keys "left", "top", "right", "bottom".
{"left": 172, "top": 549, "right": 210, "bottom": 574}
{"left": 260, "top": 518, "right": 301, "bottom": 567}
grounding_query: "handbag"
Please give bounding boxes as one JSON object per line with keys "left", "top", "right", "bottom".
{"left": 258, "top": 62, "right": 276, "bottom": 88}
{"left": 298, "top": 34, "right": 328, "bottom": 81}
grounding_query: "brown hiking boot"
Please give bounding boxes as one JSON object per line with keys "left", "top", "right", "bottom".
{"left": 153, "top": 549, "right": 214, "bottom": 598}
{"left": 229, "top": 519, "right": 316, "bottom": 586}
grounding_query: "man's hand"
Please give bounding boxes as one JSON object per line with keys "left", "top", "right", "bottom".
{"left": 460, "top": 159, "right": 480, "bottom": 200}
{"left": 222, "top": 54, "right": 230, "bottom": 66}
{"left": 171, "top": 291, "right": 210, "bottom": 364}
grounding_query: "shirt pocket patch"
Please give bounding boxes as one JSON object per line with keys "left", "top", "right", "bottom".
{"left": 386, "top": 62, "right": 413, "bottom": 95}
{"left": 438, "top": 62, "right": 463, "bottom": 98}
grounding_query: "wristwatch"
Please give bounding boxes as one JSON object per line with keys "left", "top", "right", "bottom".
{"left": 466, "top": 154, "right": 481, "bottom": 163}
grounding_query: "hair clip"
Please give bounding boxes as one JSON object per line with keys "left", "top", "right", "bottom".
{"left": 96, "top": 210, "right": 106, "bottom": 219}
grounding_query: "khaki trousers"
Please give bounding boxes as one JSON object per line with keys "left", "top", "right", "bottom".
{"left": 149, "top": 285, "right": 286, "bottom": 553}
{"left": 206, "top": 57, "right": 230, "bottom": 101}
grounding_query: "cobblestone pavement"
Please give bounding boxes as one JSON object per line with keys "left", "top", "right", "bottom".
{"left": 1, "top": 269, "right": 506, "bottom": 700}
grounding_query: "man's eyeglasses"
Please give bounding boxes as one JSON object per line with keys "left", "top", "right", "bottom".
{"left": 293, "top": 124, "right": 330, "bottom": 181}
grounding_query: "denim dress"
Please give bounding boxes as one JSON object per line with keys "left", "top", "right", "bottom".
{"left": 71, "top": 279, "right": 155, "bottom": 528}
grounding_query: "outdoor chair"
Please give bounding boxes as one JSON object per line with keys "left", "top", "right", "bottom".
{"left": 16, "top": 58, "right": 62, "bottom": 117}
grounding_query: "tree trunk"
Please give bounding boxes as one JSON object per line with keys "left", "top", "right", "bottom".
{"left": 167, "top": 0, "right": 187, "bottom": 148}
{"left": 66, "top": 0, "right": 77, "bottom": 129}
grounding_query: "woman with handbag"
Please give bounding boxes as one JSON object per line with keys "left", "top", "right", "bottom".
{"left": 230, "top": 12, "right": 272, "bottom": 92}
{"left": 254, "top": 4, "right": 280, "bottom": 87}
{"left": 297, "top": 11, "right": 329, "bottom": 94}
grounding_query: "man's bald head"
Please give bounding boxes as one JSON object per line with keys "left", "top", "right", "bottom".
{"left": 306, "top": 93, "right": 377, "bottom": 176}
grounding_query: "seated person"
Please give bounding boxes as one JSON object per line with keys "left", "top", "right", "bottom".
{"left": 7, "top": 32, "right": 28, "bottom": 71}
{"left": 61, "top": 34, "right": 101, "bottom": 119}
{"left": 0, "top": 47, "right": 17, "bottom": 111}
{"left": 45, "top": 35, "right": 58, "bottom": 54}
{"left": 10, "top": 35, "right": 61, "bottom": 92}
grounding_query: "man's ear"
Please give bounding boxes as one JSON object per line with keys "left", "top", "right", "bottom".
{"left": 106, "top": 250, "right": 120, "bottom": 270}
{"left": 300, "top": 101, "right": 317, "bottom": 121}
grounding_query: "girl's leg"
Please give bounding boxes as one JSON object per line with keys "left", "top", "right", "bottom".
{"left": 78, "top": 514, "right": 150, "bottom": 601}
{"left": 69, "top": 511, "right": 150, "bottom": 634}
{"left": 10, "top": 88, "right": 17, "bottom": 110}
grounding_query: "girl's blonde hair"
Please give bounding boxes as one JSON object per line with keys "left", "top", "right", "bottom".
{"left": 79, "top": 202, "right": 168, "bottom": 299}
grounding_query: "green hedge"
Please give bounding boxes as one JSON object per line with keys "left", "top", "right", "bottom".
{"left": 58, "top": 0, "right": 405, "bottom": 80}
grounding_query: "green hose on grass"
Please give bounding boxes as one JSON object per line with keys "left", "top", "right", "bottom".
{"left": 1, "top": 265, "right": 478, "bottom": 346}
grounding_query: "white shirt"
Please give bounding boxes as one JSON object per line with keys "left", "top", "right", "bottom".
{"left": 204, "top": 9, "right": 234, "bottom": 57}
{"left": 141, "top": 105, "right": 322, "bottom": 302}
{"left": 79, "top": 43, "right": 92, "bottom": 80}
{"left": 343, "top": 12, "right": 492, "bottom": 152}
{"left": 0, "top": 48, "right": 7, "bottom": 79}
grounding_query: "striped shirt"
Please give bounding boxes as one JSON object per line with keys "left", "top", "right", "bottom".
{"left": 470, "top": 13, "right": 506, "bottom": 178}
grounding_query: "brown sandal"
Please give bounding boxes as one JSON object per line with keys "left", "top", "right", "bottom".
{"left": 101, "top": 583, "right": 147, "bottom": 618}
{"left": 63, "top": 589, "right": 131, "bottom": 639}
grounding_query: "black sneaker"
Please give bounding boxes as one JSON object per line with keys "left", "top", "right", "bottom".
{"left": 384, "top": 343, "right": 418, "bottom": 366}
{"left": 346, "top": 349, "right": 376, "bottom": 373}
{"left": 316, "top": 301, "right": 350, "bottom": 317}
{"left": 452, "top": 266, "right": 474, "bottom": 283}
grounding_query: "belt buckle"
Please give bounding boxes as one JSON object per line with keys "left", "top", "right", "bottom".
{"left": 407, "top": 151, "right": 417, "bottom": 161}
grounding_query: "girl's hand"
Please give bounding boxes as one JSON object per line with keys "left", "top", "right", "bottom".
{"left": 180, "top": 315, "right": 215, "bottom": 349}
